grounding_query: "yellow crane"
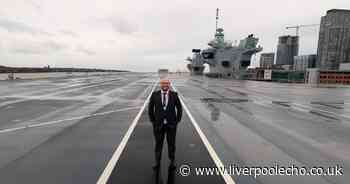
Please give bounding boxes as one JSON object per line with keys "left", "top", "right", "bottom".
{"left": 286, "top": 24, "right": 319, "bottom": 36}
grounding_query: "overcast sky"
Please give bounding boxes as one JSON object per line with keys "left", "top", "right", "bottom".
{"left": 0, "top": 0, "right": 349, "bottom": 72}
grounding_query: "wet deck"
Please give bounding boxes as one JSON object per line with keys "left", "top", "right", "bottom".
{"left": 0, "top": 73, "right": 350, "bottom": 184}
{"left": 106, "top": 107, "right": 225, "bottom": 184}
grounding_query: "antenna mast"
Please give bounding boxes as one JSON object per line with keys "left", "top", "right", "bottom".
{"left": 216, "top": 8, "right": 219, "bottom": 32}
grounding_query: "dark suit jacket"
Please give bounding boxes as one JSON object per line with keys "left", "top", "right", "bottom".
{"left": 148, "top": 90, "right": 182, "bottom": 127}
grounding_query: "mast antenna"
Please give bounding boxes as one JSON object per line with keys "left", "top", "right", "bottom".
{"left": 216, "top": 8, "right": 219, "bottom": 32}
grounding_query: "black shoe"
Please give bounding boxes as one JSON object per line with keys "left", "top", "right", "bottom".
{"left": 152, "top": 164, "right": 160, "bottom": 170}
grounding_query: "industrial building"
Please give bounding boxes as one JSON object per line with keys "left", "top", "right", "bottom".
{"left": 276, "top": 35, "right": 299, "bottom": 65}
{"left": 306, "top": 69, "right": 350, "bottom": 85}
{"left": 245, "top": 68, "right": 305, "bottom": 83}
{"left": 340, "top": 63, "right": 350, "bottom": 70}
{"left": 264, "top": 70, "right": 305, "bottom": 83}
{"left": 245, "top": 68, "right": 265, "bottom": 80}
{"left": 293, "top": 54, "right": 317, "bottom": 71}
{"left": 317, "top": 9, "right": 350, "bottom": 70}
{"left": 260, "top": 53, "right": 275, "bottom": 68}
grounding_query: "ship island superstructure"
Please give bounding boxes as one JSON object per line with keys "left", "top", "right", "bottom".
{"left": 186, "top": 9, "right": 263, "bottom": 79}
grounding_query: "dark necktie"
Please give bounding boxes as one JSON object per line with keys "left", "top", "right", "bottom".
{"left": 162, "top": 92, "right": 166, "bottom": 108}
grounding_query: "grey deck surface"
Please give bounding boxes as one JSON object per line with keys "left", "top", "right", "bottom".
{"left": 106, "top": 106, "right": 225, "bottom": 184}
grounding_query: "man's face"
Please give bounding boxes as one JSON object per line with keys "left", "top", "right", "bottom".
{"left": 160, "top": 80, "right": 170, "bottom": 91}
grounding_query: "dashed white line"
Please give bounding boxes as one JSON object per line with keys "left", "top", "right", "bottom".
{"left": 234, "top": 88, "right": 350, "bottom": 120}
{"left": 292, "top": 103, "right": 350, "bottom": 119}
{"left": 0, "top": 106, "right": 141, "bottom": 134}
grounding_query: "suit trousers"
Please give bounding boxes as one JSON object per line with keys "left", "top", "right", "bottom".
{"left": 153, "top": 123, "right": 177, "bottom": 164}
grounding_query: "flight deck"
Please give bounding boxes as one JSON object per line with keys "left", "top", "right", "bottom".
{"left": 0, "top": 72, "right": 349, "bottom": 184}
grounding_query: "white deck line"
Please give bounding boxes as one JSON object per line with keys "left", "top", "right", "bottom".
{"left": 96, "top": 81, "right": 157, "bottom": 184}
{"left": 172, "top": 85, "right": 236, "bottom": 184}
{"left": 0, "top": 106, "right": 141, "bottom": 134}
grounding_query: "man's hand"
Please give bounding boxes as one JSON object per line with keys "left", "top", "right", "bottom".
{"left": 174, "top": 92, "right": 183, "bottom": 123}
{"left": 148, "top": 92, "right": 156, "bottom": 123}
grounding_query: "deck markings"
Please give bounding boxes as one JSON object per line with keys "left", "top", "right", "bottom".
{"left": 172, "top": 84, "right": 236, "bottom": 184}
{"left": 96, "top": 81, "right": 157, "bottom": 184}
{"left": 228, "top": 87, "right": 350, "bottom": 120}
{"left": 0, "top": 106, "right": 141, "bottom": 134}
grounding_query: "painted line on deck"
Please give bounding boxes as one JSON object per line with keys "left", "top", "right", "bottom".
{"left": 96, "top": 81, "right": 157, "bottom": 184}
{"left": 0, "top": 106, "right": 141, "bottom": 134}
{"left": 292, "top": 103, "right": 350, "bottom": 119}
{"left": 235, "top": 88, "right": 350, "bottom": 120}
{"left": 225, "top": 86, "right": 349, "bottom": 115}
{"left": 172, "top": 85, "right": 236, "bottom": 184}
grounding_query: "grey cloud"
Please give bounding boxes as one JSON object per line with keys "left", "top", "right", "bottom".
{"left": 10, "top": 40, "right": 68, "bottom": 55}
{"left": 0, "top": 18, "right": 53, "bottom": 36}
{"left": 28, "top": 0, "right": 41, "bottom": 11}
{"left": 1, "top": 0, "right": 349, "bottom": 72}
{"left": 12, "top": 47, "right": 43, "bottom": 55}
{"left": 107, "top": 17, "right": 138, "bottom": 35}
{"left": 42, "top": 40, "right": 68, "bottom": 51}
{"left": 60, "top": 30, "right": 79, "bottom": 37}
{"left": 76, "top": 46, "right": 96, "bottom": 56}
{"left": 105, "top": 40, "right": 116, "bottom": 44}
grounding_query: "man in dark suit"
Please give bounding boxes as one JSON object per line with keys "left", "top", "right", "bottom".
{"left": 148, "top": 79, "right": 182, "bottom": 170}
